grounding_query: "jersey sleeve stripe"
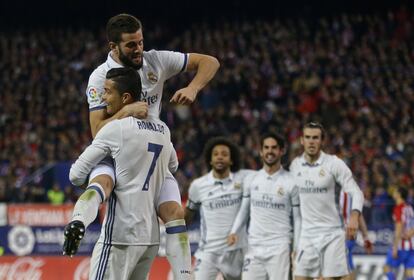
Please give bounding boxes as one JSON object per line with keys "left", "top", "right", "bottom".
{"left": 166, "top": 225, "right": 187, "bottom": 234}
{"left": 180, "top": 53, "right": 188, "bottom": 72}
{"left": 89, "top": 106, "right": 106, "bottom": 112}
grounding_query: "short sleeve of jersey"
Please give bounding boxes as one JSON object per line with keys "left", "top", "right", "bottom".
{"left": 393, "top": 205, "right": 403, "bottom": 223}
{"left": 187, "top": 180, "right": 201, "bottom": 211}
{"left": 154, "top": 50, "right": 188, "bottom": 80}
{"left": 86, "top": 69, "right": 107, "bottom": 111}
{"left": 92, "top": 120, "right": 122, "bottom": 158}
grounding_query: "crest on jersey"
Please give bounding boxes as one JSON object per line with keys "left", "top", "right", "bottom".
{"left": 319, "top": 169, "right": 325, "bottom": 177}
{"left": 277, "top": 186, "right": 285, "bottom": 196}
{"left": 254, "top": 185, "right": 259, "bottom": 191}
{"left": 88, "top": 87, "right": 98, "bottom": 100}
{"left": 147, "top": 72, "right": 158, "bottom": 84}
{"left": 297, "top": 172, "right": 301, "bottom": 177}
{"left": 234, "top": 183, "right": 241, "bottom": 189}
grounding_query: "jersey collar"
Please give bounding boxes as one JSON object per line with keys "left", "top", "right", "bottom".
{"left": 300, "top": 151, "right": 326, "bottom": 166}
{"left": 260, "top": 167, "right": 284, "bottom": 180}
{"left": 106, "top": 51, "right": 148, "bottom": 69}
{"left": 208, "top": 170, "right": 234, "bottom": 185}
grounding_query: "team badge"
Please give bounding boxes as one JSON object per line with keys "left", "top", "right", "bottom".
{"left": 147, "top": 72, "right": 158, "bottom": 84}
{"left": 254, "top": 186, "right": 259, "bottom": 191}
{"left": 319, "top": 169, "right": 325, "bottom": 177}
{"left": 277, "top": 186, "right": 285, "bottom": 196}
{"left": 88, "top": 87, "right": 98, "bottom": 100}
{"left": 234, "top": 183, "right": 241, "bottom": 189}
{"left": 297, "top": 172, "right": 301, "bottom": 177}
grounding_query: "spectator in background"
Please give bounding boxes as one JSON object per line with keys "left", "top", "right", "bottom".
{"left": 64, "top": 185, "right": 78, "bottom": 203}
{"left": 47, "top": 184, "right": 64, "bottom": 205}
{"left": 0, "top": 178, "right": 11, "bottom": 202}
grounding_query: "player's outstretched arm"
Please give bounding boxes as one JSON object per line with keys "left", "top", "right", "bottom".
{"left": 170, "top": 53, "right": 219, "bottom": 105}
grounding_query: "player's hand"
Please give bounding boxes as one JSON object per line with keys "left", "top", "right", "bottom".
{"left": 124, "top": 101, "right": 148, "bottom": 119}
{"left": 63, "top": 220, "right": 85, "bottom": 257}
{"left": 227, "top": 233, "right": 238, "bottom": 246}
{"left": 170, "top": 86, "right": 198, "bottom": 105}
{"left": 392, "top": 246, "right": 398, "bottom": 259}
{"left": 364, "top": 239, "right": 373, "bottom": 254}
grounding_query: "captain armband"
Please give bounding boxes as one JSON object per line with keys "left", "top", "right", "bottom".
{"left": 187, "top": 200, "right": 201, "bottom": 211}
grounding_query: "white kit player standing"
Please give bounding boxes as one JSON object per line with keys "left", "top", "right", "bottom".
{"left": 290, "top": 122, "right": 364, "bottom": 280}
{"left": 185, "top": 137, "right": 253, "bottom": 280}
{"left": 228, "top": 133, "right": 301, "bottom": 280}
{"left": 78, "top": 13, "right": 219, "bottom": 279}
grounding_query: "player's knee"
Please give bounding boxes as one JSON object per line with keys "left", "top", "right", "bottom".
{"left": 89, "top": 174, "right": 114, "bottom": 199}
{"left": 158, "top": 201, "right": 184, "bottom": 223}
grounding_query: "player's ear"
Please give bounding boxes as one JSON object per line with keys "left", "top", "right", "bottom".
{"left": 122, "top": 93, "right": 132, "bottom": 104}
{"left": 300, "top": 136, "right": 304, "bottom": 145}
{"left": 109, "top": 42, "right": 118, "bottom": 54}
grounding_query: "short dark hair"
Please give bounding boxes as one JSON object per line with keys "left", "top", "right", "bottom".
{"left": 260, "top": 132, "right": 285, "bottom": 150}
{"left": 398, "top": 187, "right": 409, "bottom": 201}
{"left": 303, "top": 121, "right": 325, "bottom": 140}
{"left": 203, "top": 137, "right": 240, "bottom": 172}
{"left": 106, "top": 67, "right": 141, "bottom": 101}
{"left": 106, "top": 13, "right": 142, "bottom": 43}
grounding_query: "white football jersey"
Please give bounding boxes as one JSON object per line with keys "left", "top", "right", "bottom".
{"left": 290, "top": 152, "right": 363, "bottom": 237}
{"left": 70, "top": 116, "right": 173, "bottom": 245}
{"left": 86, "top": 50, "right": 188, "bottom": 117}
{"left": 245, "top": 168, "right": 299, "bottom": 250}
{"left": 187, "top": 170, "right": 253, "bottom": 253}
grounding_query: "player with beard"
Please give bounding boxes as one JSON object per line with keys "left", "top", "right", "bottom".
{"left": 227, "top": 133, "right": 300, "bottom": 280}
{"left": 185, "top": 137, "right": 252, "bottom": 280}
{"left": 77, "top": 14, "right": 219, "bottom": 280}
{"left": 290, "top": 122, "right": 364, "bottom": 280}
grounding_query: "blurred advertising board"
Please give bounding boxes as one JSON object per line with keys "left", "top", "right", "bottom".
{"left": 0, "top": 225, "right": 100, "bottom": 256}
{"left": 7, "top": 204, "right": 74, "bottom": 226}
{"left": 0, "top": 257, "right": 172, "bottom": 280}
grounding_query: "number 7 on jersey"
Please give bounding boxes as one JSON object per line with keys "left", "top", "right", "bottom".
{"left": 142, "top": 143, "right": 163, "bottom": 191}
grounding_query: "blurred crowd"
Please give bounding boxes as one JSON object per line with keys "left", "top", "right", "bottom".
{"left": 1, "top": 7, "right": 413, "bottom": 226}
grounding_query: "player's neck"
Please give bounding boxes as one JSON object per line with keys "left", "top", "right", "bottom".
{"left": 304, "top": 151, "right": 321, "bottom": 164}
{"left": 212, "top": 169, "right": 230, "bottom": 179}
{"left": 264, "top": 162, "right": 281, "bottom": 175}
{"left": 110, "top": 52, "right": 124, "bottom": 66}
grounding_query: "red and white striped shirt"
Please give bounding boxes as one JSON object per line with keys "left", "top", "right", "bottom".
{"left": 393, "top": 203, "right": 414, "bottom": 250}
